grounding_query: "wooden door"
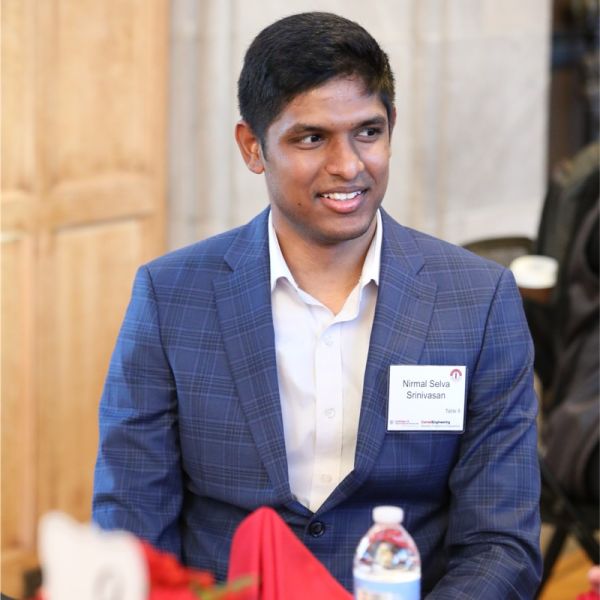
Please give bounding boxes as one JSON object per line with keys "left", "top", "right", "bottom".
{"left": 1, "top": 1, "right": 168, "bottom": 596}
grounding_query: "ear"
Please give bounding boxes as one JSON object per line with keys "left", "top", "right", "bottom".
{"left": 235, "top": 121, "right": 265, "bottom": 174}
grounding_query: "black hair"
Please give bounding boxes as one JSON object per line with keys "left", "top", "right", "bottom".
{"left": 237, "top": 12, "right": 395, "bottom": 150}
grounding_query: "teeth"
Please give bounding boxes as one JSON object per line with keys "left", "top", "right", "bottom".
{"left": 321, "top": 190, "right": 362, "bottom": 201}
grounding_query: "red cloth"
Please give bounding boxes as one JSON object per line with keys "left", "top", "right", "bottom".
{"left": 140, "top": 541, "right": 215, "bottom": 600}
{"left": 227, "top": 507, "right": 352, "bottom": 600}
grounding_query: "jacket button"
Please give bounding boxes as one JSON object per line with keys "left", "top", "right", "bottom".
{"left": 308, "top": 521, "right": 325, "bottom": 537}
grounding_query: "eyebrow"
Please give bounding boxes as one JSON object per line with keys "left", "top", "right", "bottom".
{"left": 285, "top": 115, "right": 388, "bottom": 136}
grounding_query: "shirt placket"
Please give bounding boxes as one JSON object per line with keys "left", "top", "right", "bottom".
{"left": 311, "top": 319, "right": 343, "bottom": 511}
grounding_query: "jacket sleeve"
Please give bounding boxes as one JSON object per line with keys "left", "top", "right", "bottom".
{"left": 92, "top": 265, "right": 183, "bottom": 558}
{"left": 427, "top": 268, "right": 542, "bottom": 599}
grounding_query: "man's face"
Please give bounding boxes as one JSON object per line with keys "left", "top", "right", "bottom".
{"left": 238, "top": 76, "right": 394, "bottom": 249}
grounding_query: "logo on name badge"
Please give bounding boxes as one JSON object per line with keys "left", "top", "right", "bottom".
{"left": 449, "top": 368, "right": 463, "bottom": 381}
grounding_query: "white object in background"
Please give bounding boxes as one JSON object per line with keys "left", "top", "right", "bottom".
{"left": 39, "top": 512, "right": 148, "bottom": 600}
{"left": 509, "top": 255, "right": 559, "bottom": 289}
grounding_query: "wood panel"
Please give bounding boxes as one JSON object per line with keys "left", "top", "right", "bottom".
{"left": 1, "top": 2, "right": 39, "bottom": 593}
{"left": 1, "top": 0, "right": 168, "bottom": 596}
{"left": 1, "top": 0, "right": 35, "bottom": 190}
{"left": 43, "top": 0, "right": 164, "bottom": 183}
{"left": 0, "top": 235, "right": 37, "bottom": 594}
{"left": 37, "top": 220, "right": 144, "bottom": 521}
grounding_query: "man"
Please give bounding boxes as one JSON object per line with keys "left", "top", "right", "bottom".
{"left": 93, "top": 12, "right": 542, "bottom": 597}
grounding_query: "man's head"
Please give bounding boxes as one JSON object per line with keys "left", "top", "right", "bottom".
{"left": 235, "top": 13, "right": 396, "bottom": 251}
{"left": 237, "top": 12, "right": 395, "bottom": 151}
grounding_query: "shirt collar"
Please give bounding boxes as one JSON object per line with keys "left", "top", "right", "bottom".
{"left": 268, "top": 209, "right": 382, "bottom": 293}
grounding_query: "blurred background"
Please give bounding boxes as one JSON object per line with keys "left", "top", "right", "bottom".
{"left": 1, "top": 0, "right": 598, "bottom": 597}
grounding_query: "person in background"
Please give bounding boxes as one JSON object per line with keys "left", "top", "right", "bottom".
{"left": 93, "top": 12, "right": 541, "bottom": 598}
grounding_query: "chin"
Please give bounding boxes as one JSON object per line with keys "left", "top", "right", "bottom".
{"left": 315, "top": 223, "right": 375, "bottom": 245}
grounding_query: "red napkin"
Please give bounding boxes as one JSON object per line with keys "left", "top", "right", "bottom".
{"left": 228, "top": 507, "right": 352, "bottom": 600}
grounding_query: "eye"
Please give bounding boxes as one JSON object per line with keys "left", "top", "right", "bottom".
{"left": 298, "top": 133, "right": 323, "bottom": 145}
{"left": 357, "top": 126, "right": 382, "bottom": 140}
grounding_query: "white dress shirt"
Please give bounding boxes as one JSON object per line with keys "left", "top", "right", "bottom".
{"left": 268, "top": 211, "right": 382, "bottom": 512}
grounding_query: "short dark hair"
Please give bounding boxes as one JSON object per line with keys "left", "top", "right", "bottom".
{"left": 237, "top": 12, "right": 395, "bottom": 149}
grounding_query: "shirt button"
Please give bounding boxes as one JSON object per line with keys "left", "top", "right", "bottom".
{"left": 323, "top": 335, "right": 333, "bottom": 346}
{"left": 324, "top": 408, "right": 336, "bottom": 419}
{"left": 308, "top": 521, "right": 325, "bottom": 537}
{"left": 320, "top": 474, "right": 332, "bottom": 483}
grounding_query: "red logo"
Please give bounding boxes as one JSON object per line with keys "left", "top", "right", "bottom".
{"left": 450, "top": 368, "right": 463, "bottom": 381}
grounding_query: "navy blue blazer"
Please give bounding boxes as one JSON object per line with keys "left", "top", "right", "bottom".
{"left": 93, "top": 208, "right": 542, "bottom": 598}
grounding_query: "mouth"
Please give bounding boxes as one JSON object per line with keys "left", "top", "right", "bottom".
{"left": 317, "top": 188, "right": 367, "bottom": 214}
{"left": 318, "top": 189, "right": 365, "bottom": 201}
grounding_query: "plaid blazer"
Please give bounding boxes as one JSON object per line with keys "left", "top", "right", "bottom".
{"left": 93, "top": 208, "right": 541, "bottom": 598}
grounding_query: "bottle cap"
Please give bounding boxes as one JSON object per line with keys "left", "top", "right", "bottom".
{"left": 372, "top": 505, "right": 403, "bottom": 524}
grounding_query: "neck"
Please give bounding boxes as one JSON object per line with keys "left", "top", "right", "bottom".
{"left": 274, "top": 219, "right": 376, "bottom": 314}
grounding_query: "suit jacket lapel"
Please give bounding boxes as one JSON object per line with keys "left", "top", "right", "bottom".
{"left": 213, "top": 209, "right": 296, "bottom": 506}
{"left": 319, "top": 211, "right": 437, "bottom": 513}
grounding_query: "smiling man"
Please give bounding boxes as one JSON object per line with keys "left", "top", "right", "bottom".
{"left": 236, "top": 74, "right": 391, "bottom": 315}
{"left": 93, "top": 12, "right": 542, "bottom": 598}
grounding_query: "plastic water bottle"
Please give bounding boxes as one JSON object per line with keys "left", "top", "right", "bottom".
{"left": 353, "top": 505, "right": 421, "bottom": 600}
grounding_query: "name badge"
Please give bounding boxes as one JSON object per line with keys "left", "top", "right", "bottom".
{"left": 388, "top": 365, "right": 466, "bottom": 432}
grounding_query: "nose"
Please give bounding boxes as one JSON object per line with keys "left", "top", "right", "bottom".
{"left": 324, "top": 137, "right": 365, "bottom": 180}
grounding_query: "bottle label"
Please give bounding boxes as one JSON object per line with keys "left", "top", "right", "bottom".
{"left": 354, "top": 574, "right": 420, "bottom": 600}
